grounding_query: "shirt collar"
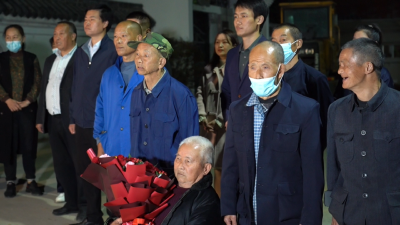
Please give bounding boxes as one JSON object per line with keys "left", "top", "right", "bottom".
{"left": 88, "top": 39, "right": 101, "bottom": 49}
{"left": 55, "top": 44, "right": 77, "bottom": 58}
{"left": 143, "top": 69, "right": 167, "bottom": 95}
{"left": 239, "top": 35, "right": 263, "bottom": 53}
{"left": 348, "top": 80, "right": 388, "bottom": 112}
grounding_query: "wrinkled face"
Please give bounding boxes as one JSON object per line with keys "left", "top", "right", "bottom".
{"left": 114, "top": 24, "right": 139, "bottom": 57}
{"left": 214, "top": 33, "right": 234, "bottom": 59}
{"left": 271, "top": 27, "right": 298, "bottom": 52}
{"left": 54, "top": 24, "right": 74, "bottom": 52}
{"left": 5, "top": 27, "right": 24, "bottom": 43}
{"left": 174, "top": 144, "right": 207, "bottom": 188}
{"left": 84, "top": 10, "right": 108, "bottom": 37}
{"left": 135, "top": 43, "right": 162, "bottom": 76}
{"left": 353, "top": 31, "right": 369, "bottom": 40}
{"left": 249, "top": 45, "right": 281, "bottom": 80}
{"left": 338, "top": 48, "right": 366, "bottom": 90}
{"left": 234, "top": 6, "right": 260, "bottom": 38}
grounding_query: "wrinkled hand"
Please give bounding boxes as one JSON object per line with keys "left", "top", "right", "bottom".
{"left": 5, "top": 99, "right": 21, "bottom": 112}
{"left": 97, "top": 143, "right": 105, "bottom": 157}
{"left": 331, "top": 217, "right": 339, "bottom": 225}
{"left": 18, "top": 100, "right": 30, "bottom": 108}
{"left": 224, "top": 215, "right": 237, "bottom": 225}
{"left": 36, "top": 124, "right": 44, "bottom": 133}
{"left": 69, "top": 124, "right": 76, "bottom": 134}
{"left": 111, "top": 218, "right": 122, "bottom": 225}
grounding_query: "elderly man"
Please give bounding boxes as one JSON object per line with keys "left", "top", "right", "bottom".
{"left": 36, "top": 21, "right": 81, "bottom": 219}
{"left": 94, "top": 21, "right": 143, "bottom": 157}
{"left": 271, "top": 23, "right": 333, "bottom": 150}
{"left": 108, "top": 136, "right": 223, "bottom": 225}
{"left": 127, "top": 33, "right": 199, "bottom": 176}
{"left": 221, "top": 41, "right": 324, "bottom": 225}
{"left": 326, "top": 38, "right": 400, "bottom": 225}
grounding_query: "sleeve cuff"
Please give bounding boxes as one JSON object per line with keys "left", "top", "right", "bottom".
{"left": 324, "top": 190, "right": 332, "bottom": 207}
{"left": 1, "top": 96, "right": 10, "bottom": 102}
{"left": 25, "top": 97, "right": 34, "bottom": 103}
{"left": 95, "top": 137, "right": 101, "bottom": 146}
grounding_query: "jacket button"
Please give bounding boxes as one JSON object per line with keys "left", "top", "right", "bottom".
{"left": 146, "top": 108, "right": 150, "bottom": 112}
{"left": 339, "top": 138, "right": 344, "bottom": 142}
{"left": 362, "top": 173, "right": 367, "bottom": 178}
{"left": 120, "top": 128, "right": 123, "bottom": 131}
{"left": 120, "top": 86, "right": 123, "bottom": 88}
{"left": 362, "top": 193, "right": 368, "bottom": 198}
{"left": 121, "top": 106, "right": 124, "bottom": 109}
{"left": 143, "top": 141, "right": 147, "bottom": 146}
{"left": 238, "top": 94, "right": 241, "bottom": 98}
{"left": 361, "top": 151, "right": 367, "bottom": 157}
{"left": 361, "top": 130, "right": 366, "bottom": 135}
{"left": 145, "top": 124, "right": 148, "bottom": 128}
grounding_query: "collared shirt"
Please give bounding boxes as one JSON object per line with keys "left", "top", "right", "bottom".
{"left": 121, "top": 61, "right": 136, "bottom": 86}
{"left": 46, "top": 45, "right": 77, "bottom": 115}
{"left": 88, "top": 39, "right": 101, "bottom": 60}
{"left": 130, "top": 70, "right": 199, "bottom": 173}
{"left": 143, "top": 70, "right": 166, "bottom": 95}
{"left": 246, "top": 92, "right": 276, "bottom": 224}
{"left": 326, "top": 82, "right": 400, "bottom": 224}
{"left": 239, "top": 35, "right": 262, "bottom": 78}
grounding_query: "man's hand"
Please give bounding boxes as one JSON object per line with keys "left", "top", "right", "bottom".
{"left": 36, "top": 124, "right": 44, "bottom": 133}
{"left": 331, "top": 217, "right": 339, "bottom": 225}
{"left": 111, "top": 218, "right": 122, "bottom": 225}
{"left": 97, "top": 142, "right": 105, "bottom": 157}
{"left": 18, "top": 100, "right": 30, "bottom": 108}
{"left": 69, "top": 124, "right": 76, "bottom": 134}
{"left": 224, "top": 215, "right": 237, "bottom": 225}
{"left": 5, "top": 99, "right": 21, "bottom": 112}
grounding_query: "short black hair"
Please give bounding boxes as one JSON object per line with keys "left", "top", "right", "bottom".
{"left": 273, "top": 23, "right": 303, "bottom": 40}
{"left": 85, "top": 4, "right": 114, "bottom": 32}
{"left": 342, "top": 38, "right": 384, "bottom": 76}
{"left": 49, "top": 37, "right": 54, "bottom": 48}
{"left": 355, "top": 24, "right": 382, "bottom": 46}
{"left": 234, "top": 0, "right": 269, "bottom": 32}
{"left": 57, "top": 21, "right": 78, "bottom": 42}
{"left": 3, "top": 24, "right": 25, "bottom": 50}
{"left": 125, "top": 11, "right": 154, "bottom": 30}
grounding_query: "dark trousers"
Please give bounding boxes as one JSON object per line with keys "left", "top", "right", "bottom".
{"left": 4, "top": 111, "right": 36, "bottom": 181}
{"left": 74, "top": 125, "right": 103, "bottom": 223}
{"left": 48, "top": 115, "right": 79, "bottom": 209}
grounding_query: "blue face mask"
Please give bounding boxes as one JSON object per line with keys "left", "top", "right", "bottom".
{"left": 280, "top": 40, "right": 298, "bottom": 64}
{"left": 52, "top": 48, "right": 58, "bottom": 54}
{"left": 249, "top": 64, "right": 283, "bottom": 97}
{"left": 6, "top": 41, "right": 22, "bottom": 53}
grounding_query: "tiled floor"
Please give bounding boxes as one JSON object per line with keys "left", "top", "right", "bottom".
{"left": 0, "top": 138, "right": 332, "bottom": 224}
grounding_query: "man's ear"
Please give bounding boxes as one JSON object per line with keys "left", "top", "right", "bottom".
{"left": 203, "top": 163, "right": 212, "bottom": 175}
{"left": 137, "top": 34, "right": 143, "bottom": 42}
{"left": 365, "top": 62, "right": 374, "bottom": 75}
{"left": 159, "top": 57, "right": 167, "bottom": 69}
{"left": 72, "top": 33, "right": 77, "bottom": 42}
{"left": 296, "top": 39, "right": 303, "bottom": 50}
{"left": 256, "top": 15, "right": 264, "bottom": 25}
{"left": 102, "top": 21, "right": 109, "bottom": 30}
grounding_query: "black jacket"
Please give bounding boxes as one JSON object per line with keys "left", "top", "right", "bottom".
{"left": 36, "top": 52, "right": 76, "bottom": 132}
{"left": 161, "top": 173, "right": 223, "bottom": 225}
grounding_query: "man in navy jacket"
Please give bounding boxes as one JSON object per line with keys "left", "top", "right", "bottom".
{"left": 221, "top": 41, "right": 324, "bottom": 225}
{"left": 69, "top": 5, "right": 118, "bottom": 225}
{"left": 221, "top": 0, "right": 269, "bottom": 124}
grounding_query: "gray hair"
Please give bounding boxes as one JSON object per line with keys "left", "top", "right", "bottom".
{"left": 342, "top": 38, "right": 384, "bottom": 76}
{"left": 179, "top": 136, "right": 214, "bottom": 165}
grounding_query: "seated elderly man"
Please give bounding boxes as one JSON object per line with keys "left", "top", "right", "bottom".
{"left": 108, "top": 136, "right": 223, "bottom": 225}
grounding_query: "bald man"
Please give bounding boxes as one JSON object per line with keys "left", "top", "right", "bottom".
{"left": 221, "top": 41, "right": 324, "bottom": 225}
{"left": 93, "top": 21, "right": 144, "bottom": 157}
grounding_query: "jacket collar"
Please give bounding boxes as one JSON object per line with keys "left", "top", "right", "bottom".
{"left": 136, "top": 68, "right": 170, "bottom": 98}
{"left": 190, "top": 173, "right": 213, "bottom": 191}
{"left": 348, "top": 80, "right": 388, "bottom": 112}
{"left": 276, "top": 81, "right": 292, "bottom": 108}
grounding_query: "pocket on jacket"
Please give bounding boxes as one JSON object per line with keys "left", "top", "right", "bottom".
{"left": 328, "top": 187, "right": 348, "bottom": 225}
{"left": 373, "top": 130, "right": 400, "bottom": 162}
{"left": 130, "top": 109, "right": 141, "bottom": 133}
{"left": 387, "top": 191, "right": 400, "bottom": 224}
{"left": 153, "top": 113, "right": 176, "bottom": 137}
{"left": 272, "top": 124, "right": 300, "bottom": 152}
{"left": 335, "top": 133, "right": 354, "bottom": 164}
{"left": 277, "top": 182, "right": 303, "bottom": 222}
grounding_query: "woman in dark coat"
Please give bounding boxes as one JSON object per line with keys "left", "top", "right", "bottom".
{"left": 0, "top": 24, "right": 42, "bottom": 197}
{"left": 108, "top": 136, "right": 224, "bottom": 225}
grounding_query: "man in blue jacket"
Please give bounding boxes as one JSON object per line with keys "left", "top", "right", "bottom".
{"left": 94, "top": 21, "right": 143, "bottom": 157}
{"left": 221, "top": 0, "right": 269, "bottom": 125}
{"left": 69, "top": 5, "right": 118, "bottom": 225}
{"left": 221, "top": 41, "right": 324, "bottom": 225}
{"left": 128, "top": 33, "right": 199, "bottom": 176}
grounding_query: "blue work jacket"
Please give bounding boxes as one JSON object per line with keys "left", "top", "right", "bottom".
{"left": 130, "top": 71, "right": 199, "bottom": 173}
{"left": 93, "top": 57, "right": 143, "bottom": 156}
{"left": 221, "top": 81, "right": 324, "bottom": 225}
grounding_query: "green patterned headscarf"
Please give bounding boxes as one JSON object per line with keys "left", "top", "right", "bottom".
{"left": 128, "top": 32, "right": 174, "bottom": 59}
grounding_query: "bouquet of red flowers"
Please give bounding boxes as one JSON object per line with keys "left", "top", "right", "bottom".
{"left": 81, "top": 149, "right": 175, "bottom": 225}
